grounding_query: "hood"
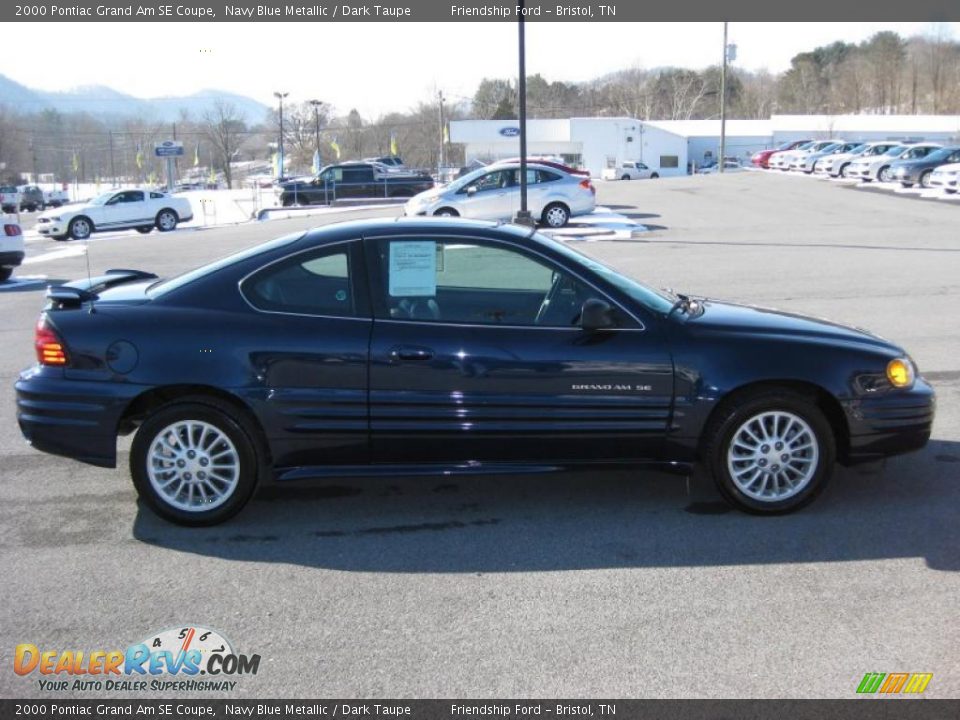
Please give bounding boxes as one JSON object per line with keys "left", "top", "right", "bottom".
{"left": 684, "top": 300, "right": 898, "bottom": 353}
{"left": 40, "top": 202, "right": 91, "bottom": 218}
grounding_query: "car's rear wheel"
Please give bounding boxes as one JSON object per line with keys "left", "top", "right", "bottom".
{"left": 541, "top": 202, "right": 570, "bottom": 228}
{"left": 621, "top": 174, "right": 631, "bottom": 181}
{"left": 433, "top": 208, "right": 459, "bottom": 217}
{"left": 156, "top": 209, "right": 178, "bottom": 232}
{"left": 650, "top": 173, "right": 659, "bottom": 179}
{"left": 136, "top": 226, "right": 153, "bottom": 234}
{"left": 68, "top": 217, "right": 92, "bottom": 240}
{"left": 919, "top": 170, "right": 933, "bottom": 189}
{"left": 0, "top": 268, "right": 12, "bottom": 282}
{"left": 131, "top": 401, "right": 260, "bottom": 526}
{"left": 705, "top": 390, "right": 835, "bottom": 514}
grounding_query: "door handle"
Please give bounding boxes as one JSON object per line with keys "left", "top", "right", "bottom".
{"left": 390, "top": 345, "right": 435, "bottom": 362}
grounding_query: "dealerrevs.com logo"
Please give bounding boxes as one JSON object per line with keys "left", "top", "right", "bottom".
{"left": 14, "top": 626, "right": 260, "bottom": 693}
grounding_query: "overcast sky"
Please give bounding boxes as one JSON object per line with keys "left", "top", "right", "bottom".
{"left": 7, "top": 21, "right": 958, "bottom": 118}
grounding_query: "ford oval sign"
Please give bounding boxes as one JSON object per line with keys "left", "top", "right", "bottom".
{"left": 499, "top": 127, "right": 521, "bottom": 137}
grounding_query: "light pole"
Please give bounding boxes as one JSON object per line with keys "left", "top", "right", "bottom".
{"left": 274, "top": 91, "right": 288, "bottom": 180}
{"left": 514, "top": 0, "right": 533, "bottom": 226}
{"left": 719, "top": 22, "right": 728, "bottom": 173}
{"left": 309, "top": 99, "right": 323, "bottom": 173}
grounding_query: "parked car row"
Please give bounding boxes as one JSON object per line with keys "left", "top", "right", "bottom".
{"left": 0, "top": 185, "right": 70, "bottom": 213}
{"left": 755, "top": 139, "right": 960, "bottom": 191}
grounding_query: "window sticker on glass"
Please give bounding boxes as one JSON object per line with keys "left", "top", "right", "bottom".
{"left": 389, "top": 241, "right": 437, "bottom": 297}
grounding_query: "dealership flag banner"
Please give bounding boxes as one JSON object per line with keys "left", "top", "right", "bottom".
{"left": 331, "top": 136, "right": 341, "bottom": 159}
{"left": 313, "top": 149, "right": 321, "bottom": 174}
{"left": 390, "top": 132, "right": 399, "bottom": 156}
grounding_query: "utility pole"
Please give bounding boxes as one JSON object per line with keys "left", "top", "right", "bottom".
{"left": 274, "top": 91, "right": 289, "bottom": 180}
{"left": 438, "top": 90, "right": 445, "bottom": 179}
{"left": 309, "top": 99, "right": 323, "bottom": 173}
{"left": 514, "top": 0, "right": 533, "bottom": 226}
{"left": 108, "top": 131, "right": 116, "bottom": 187}
{"left": 719, "top": 21, "right": 728, "bottom": 173}
{"left": 172, "top": 122, "right": 179, "bottom": 187}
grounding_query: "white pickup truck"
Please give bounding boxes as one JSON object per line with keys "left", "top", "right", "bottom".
{"left": 601, "top": 161, "right": 660, "bottom": 181}
{"left": 0, "top": 186, "right": 21, "bottom": 213}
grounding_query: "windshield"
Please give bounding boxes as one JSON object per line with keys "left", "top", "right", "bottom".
{"left": 883, "top": 146, "right": 906, "bottom": 157}
{"left": 147, "top": 232, "right": 304, "bottom": 297}
{"left": 847, "top": 144, "right": 868, "bottom": 155}
{"left": 796, "top": 142, "right": 815, "bottom": 151}
{"left": 89, "top": 192, "right": 116, "bottom": 206}
{"left": 533, "top": 233, "right": 675, "bottom": 314}
{"left": 818, "top": 144, "right": 840, "bottom": 154}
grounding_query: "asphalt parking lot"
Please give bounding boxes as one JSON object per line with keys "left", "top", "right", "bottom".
{"left": 1, "top": 172, "right": 957, "bottom": 699}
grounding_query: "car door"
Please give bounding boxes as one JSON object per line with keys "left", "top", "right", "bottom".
{"left": 238, "top": 239, "right": 372, "bottom": 467}
{"left": 103, "top": 190, "right": 147, "bottom": 228}
{"left": 364, "top": 233, "right": 674, "bottom": 464}
{"left": 456, "top": 170, "right": 515, "bottom": 220}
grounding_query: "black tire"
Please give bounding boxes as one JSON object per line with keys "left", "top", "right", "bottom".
{"left": 136, "top": 226, "right": 153, "bottom": 234}
{"left": 703, "top": 389, "right": 835, "bottom": 514}
{"left": 877, "top": 166, "right": 892, "bottom": 183}
{"left": 919, "top": 170, "right": 932, "bottom": 189}
{"left": 433, "top": 208, "right": 459, "bottom": 217}
{"left": 901, "top": 182, "right": 913, "bottom": 188}
{"left": 131, "top": 399, "right": 262, "bottom": 526}
{"left": 650, "top": 173, "right": 659, "bottom": 179}
{"left": 0, "top": 267, "right": 12, "bottom": 282}
{"left": 281, "top": 195, "right": 296, "bottom": 208}
{"left": 541, "top": 202, "right": 570, "bottom": 228}
{"left": 946, "top": 188, "right": 957, "bottom": 195}
{"left": 621, "top": 174, "right": 631, "bottom": 181}
{"left": 155, "top": 209, "right": 178, "bottom": 232}
{"left": 839, "top": 163, "right": 850, "bottom": 178}
{"left": 68, "top": 216, "right": 92, "bottom": 240}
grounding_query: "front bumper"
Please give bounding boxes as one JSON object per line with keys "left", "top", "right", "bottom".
{"left": 930, "top": 174, "right": 957, "bottom": 189}
{"left": 36, "top": 220, "right": 64, "bottom": 236}
{"left": 15, "top": 368, "right": 148, "bottom": 468}
{"left": 0, "top": 250, "right": 24, "bottom": 268}
{"left": 842, "top": 378, "right": 936, "bottom": 464}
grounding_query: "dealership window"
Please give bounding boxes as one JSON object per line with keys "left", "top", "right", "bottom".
{"left": 242, "top": 244, "right": 357, "bottom": 317}
{"left": 659, "top": 156, "right": 679, "bottom": 169}
{"left": 375, "top": 239, "right": 594, "bottom": 327}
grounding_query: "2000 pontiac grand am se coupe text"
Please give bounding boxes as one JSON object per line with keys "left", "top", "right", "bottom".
{"left": 15, "top": 219, "right": 934, "bottom": 525}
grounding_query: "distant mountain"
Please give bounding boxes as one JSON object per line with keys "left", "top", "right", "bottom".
{"left": 0, "top": 75, "right": 270, "bottom": 126}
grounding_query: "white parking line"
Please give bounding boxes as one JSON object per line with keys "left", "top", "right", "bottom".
{"left": 22, "top": 246, "right": 86, "bottom": 265}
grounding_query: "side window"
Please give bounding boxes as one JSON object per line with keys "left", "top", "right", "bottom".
{"left": 377, "top": 239, "right": 597, "bottom": 327}
{"left": 150, "top": 192, "right": 164, "bottom": 199}
{"left": 473, "top": 171, "right": 507, "bottom": 192}
{"left": 242, "top": 244, "right": 356, "bottom": 317}
{"left": 537, "top": 170, "right": 561, "bottom": 183}
{"left": 127, "top": 191, "right": 145, "bottom": 203}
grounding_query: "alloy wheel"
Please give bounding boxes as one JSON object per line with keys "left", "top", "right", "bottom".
{"left": 726, "top": 410, "right": 820, "bottom": 502}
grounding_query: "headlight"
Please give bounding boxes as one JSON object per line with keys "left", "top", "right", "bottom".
{"left": 887, "top": 358, "right": 915, "bottom": 388}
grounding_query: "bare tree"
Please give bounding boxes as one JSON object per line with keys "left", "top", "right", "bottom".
{"left": 201, "top": 100, "right": 246, "bottom": 188}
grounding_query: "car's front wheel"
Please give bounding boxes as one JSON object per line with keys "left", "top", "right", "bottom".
{"left": 156, "top": 209, "right": 178, "bottom": 232}
{"left": 878, "top": 166, "right": 892, "bottom": 182}
{"left": 919, "top": 170, "right": 933, "bottom": 189}
{"left": 433, "top": 208, "right": 459, "bottom": 217}
{"left": 68, "top": 217, "right": 92, "bottom": 240}
{"left": 541, "top": 202, "right": 570, "bottom": 228}
{"left": 705, "top": 390, "right": 835, "bottom": 514}
{"left": 131, "top": 400, "right": 260, "bottom": 526}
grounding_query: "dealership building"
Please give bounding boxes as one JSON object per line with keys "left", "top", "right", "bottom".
{"left": 450, "top": 115, "right": 960, "bottom": 177}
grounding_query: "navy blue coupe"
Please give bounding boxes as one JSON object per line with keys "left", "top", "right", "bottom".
{"left": 16, "top": 219, "right": 935, "bottom": 525}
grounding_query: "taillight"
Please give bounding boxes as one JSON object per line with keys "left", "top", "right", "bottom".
{"left": 4, "top": 224, "right": 20, "bottom": 236}
{"left": 35, "top": 316, "right": 68, "bottom": 366}
{"left": 579, "top": 179, "right": 596, "bottom": 195}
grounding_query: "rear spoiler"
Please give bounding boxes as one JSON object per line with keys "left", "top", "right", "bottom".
{"left": 46, "top": 268, "right": 158, "bottom": 309}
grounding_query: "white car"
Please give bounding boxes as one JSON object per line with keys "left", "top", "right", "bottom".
{"left": 404, "top": 162, "right": 596, "bottom": 228}
{"left": 36, "top": 188, "right": 194, "bottom": 241}
{"left": 601, "top": 161, "right": 659, "bottom": 181}
{"left": 929, "top": 163, "right": 960, "bottom": 193}
{"left": 0, "top": 218, "right": 24, "bottom": 282}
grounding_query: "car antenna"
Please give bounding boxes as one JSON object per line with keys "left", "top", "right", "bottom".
{"left": 83, "top": 235, "right": 96, "bottom": 314}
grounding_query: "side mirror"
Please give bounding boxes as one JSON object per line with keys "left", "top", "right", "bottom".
{"left": 466, "top": 186, "right": 478, "bottom": 197}
{"left": 580, "top": 298, "right": 615, "bottom": 331}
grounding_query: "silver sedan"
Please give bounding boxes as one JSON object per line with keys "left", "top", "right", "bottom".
{"left": 404, "top": 163, "right": 597, "bottom": 228}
